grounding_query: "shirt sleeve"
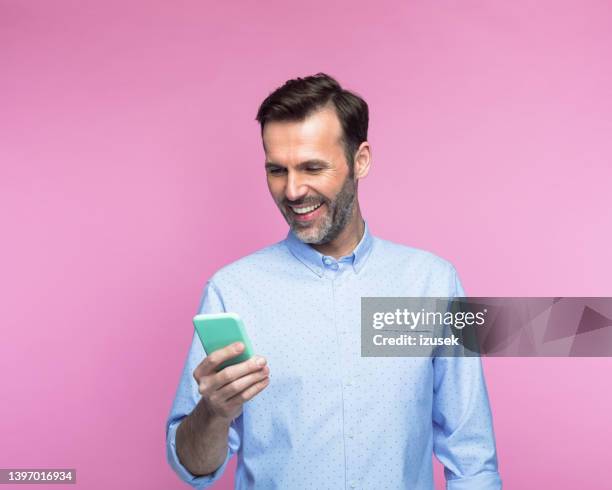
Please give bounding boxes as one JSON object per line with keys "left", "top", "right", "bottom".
{"left": 432, "top": 268, "right": 503, "bottom": 490}
{"left": 165, "top": 280, "right": 242, "bottom": 489}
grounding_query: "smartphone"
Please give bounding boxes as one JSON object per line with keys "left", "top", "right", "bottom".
{"left": 193, "top": 312, "right": 254, "bottom": 371}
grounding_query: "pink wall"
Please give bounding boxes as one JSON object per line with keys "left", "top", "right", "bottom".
{"left": 1, "top": 1, "right": 611, "bottom": 488}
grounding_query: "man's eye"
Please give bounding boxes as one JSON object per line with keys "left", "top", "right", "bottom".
{"left": 268, "top": 168, "right": 286, "bottom": 175}
{"left": 306, "top": 167, "right": 322, "bottom": 172}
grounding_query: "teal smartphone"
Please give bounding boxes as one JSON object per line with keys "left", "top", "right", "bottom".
{"left": 193, "top": 312, "right": 254, "bottom": 371}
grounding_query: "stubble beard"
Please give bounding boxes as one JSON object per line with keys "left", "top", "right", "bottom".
{"left": 280, "top": 174, "right": 357, "bottom": 245}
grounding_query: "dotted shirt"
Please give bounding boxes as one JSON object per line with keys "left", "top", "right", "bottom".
{"left": 166, "top": 221, "right": 502, "bottom": 490}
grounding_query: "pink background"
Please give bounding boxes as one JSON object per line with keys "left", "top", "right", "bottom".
{"left": 1, "top": 1, "right": 611, "bottom": 488}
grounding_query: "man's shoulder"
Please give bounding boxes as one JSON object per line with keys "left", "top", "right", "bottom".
{"left": 372, "top": 235, "right": 458, "bottom": 275}
{"left": 208, "top": 238, "right": 290, "bottom": 286}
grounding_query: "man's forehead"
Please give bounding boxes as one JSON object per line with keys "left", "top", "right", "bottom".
{"left": 262, "top": 107, "right": 343, "bottom": 159}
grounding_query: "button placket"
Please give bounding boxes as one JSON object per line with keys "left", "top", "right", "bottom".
{"left": 332, "top": 274, "right": 362, "bottom": 490}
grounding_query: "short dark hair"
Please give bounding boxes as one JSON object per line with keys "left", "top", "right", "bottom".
{"left": 255, "top": 73, "right": 369, "bottom": 173}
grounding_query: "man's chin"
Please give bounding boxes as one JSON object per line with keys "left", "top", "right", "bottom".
{"left": 291, "top": 224, "right": 327, "bottom": 245}
{"left": 293, "top": 229, "right": 319, "bottom": 244}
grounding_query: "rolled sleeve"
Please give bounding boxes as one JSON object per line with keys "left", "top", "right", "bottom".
{"left": 165, "top": 280, "right": 242, "bottom": 488}
{"left": 166, "top": 419, "right": 233, "bottom": 489}
{"left": 447, "top": 471, "right": 503, "bottom": 489}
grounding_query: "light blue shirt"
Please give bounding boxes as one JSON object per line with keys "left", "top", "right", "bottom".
{"left": 166, "top": 222, "right": 502, "bottom": 489}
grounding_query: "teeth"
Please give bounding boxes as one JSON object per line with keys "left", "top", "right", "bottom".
{"left": 291, "top": 202, "right": 323, "bottom": 215}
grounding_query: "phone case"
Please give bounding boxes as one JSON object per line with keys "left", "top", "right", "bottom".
{"left": 193, "top": 312, "right": 254, "bottom": 370}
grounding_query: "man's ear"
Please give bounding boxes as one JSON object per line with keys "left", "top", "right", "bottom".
{"left": 353, "top": 141, "right": 372, "bottom": 180}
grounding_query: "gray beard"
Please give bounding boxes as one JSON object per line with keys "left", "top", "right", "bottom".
{"left": 285, "top": 175, "right": 356, "bottom": 245}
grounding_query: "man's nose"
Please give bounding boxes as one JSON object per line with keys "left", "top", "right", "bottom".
{"left": 285, "top": 171, "right": 308, "bottom": 202}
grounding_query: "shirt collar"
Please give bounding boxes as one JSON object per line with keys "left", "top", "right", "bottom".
{"left": 284, "top": 220, "right": 374, "bottom": 277}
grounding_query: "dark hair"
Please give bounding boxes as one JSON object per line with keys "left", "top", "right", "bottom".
{"left": 255, "top": 73, "right": 369, "bottom": 173}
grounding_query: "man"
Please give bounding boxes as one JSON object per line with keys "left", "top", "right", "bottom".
{"left": 166, "top": 73, "right": 502, "bottom": 489}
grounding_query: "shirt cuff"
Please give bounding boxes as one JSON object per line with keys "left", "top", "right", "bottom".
{"left": 166, "top": 420, "right": 232, "bottom": 489}
{"left": 447, "top": 472, "right": 502, "bottom": 490}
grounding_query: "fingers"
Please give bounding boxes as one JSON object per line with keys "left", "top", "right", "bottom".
{"left": 194, "top": 342, "right": 245, "bottom": 380}
{"left": 227, "top": 375, "right": 270, "bottom": 404}
{"left": 212, "top": 355, "right": 268, "bottom": 390}
{"left": 192, "top": 351, "right": 271, "bottom": 421}
{"left": 216, "top": 365, "right": 270, "bottom": 401}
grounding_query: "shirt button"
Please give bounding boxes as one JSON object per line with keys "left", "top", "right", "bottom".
{"left": 348, "top": 433, "right": 354, "bottom": 439}
{"left": 330, "top": 263, "right": 339, "bottom": 270}
{"left": 350, "top": 481, "right": 357, "bottom": 488}
{"left": 345, "top": 380, "right": 352, "bottom": 387}
{"left": 323, "top": 257, "right": 332, "bottom": 265}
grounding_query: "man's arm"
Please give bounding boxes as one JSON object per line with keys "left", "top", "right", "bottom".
{"left": 431, "top": 268, "right": 502, "bottom": 489}
{"left": 432, "top": 355, "right": 502, "bottom": 489}
{"left": 166, "top": 280, "right": 268, "bottom": 489}
{"left": 175, "top": 342, "right": 269, "bottom": 477}
{"left": 166, "top": 281, "right": 232, "bottom": 488}
{"left": 175, "top": 401, "right": 233, "bottom": 477}
{"left": 165, "top": 331, "right": 238, "bottom": 489}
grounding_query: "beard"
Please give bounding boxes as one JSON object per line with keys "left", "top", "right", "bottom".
{"left": 277, "top": 174, "right": 357, "bottom": 245}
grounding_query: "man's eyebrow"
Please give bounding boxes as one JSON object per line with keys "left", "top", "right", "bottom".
{"left": 265, "top": 159, "right": 331, "bottom": 169}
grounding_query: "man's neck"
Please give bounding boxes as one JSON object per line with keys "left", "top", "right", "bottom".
{"left": 310, "top": 207, "right": 365, "bottom": 259}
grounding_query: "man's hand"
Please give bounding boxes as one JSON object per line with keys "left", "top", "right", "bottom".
{"left": 193, "top": 342, "right": 270, "bottom": 422}
{"left": 175, "top": 342, "right": 268, "bottom": 476}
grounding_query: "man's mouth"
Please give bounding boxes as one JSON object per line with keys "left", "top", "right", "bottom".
{"left": 287, "top": 202, "right": 325, "bottom": 222}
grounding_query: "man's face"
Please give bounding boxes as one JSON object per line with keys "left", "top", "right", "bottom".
{"left": 263, "top": 107, "right": 356, "bottom": 245}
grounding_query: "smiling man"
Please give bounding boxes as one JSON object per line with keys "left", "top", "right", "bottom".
{"left": 264, "top": 100, "right": 368, "bottom": 257}
{"left": 166, "top": 73, "right": 502, "bottom": 489}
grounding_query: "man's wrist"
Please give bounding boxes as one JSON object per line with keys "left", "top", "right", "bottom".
{"left": 192, "top": 399, "right": 233, "bottom": 433}
{"left": 176, "top": 401, "right": 232, "bottom": 477}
